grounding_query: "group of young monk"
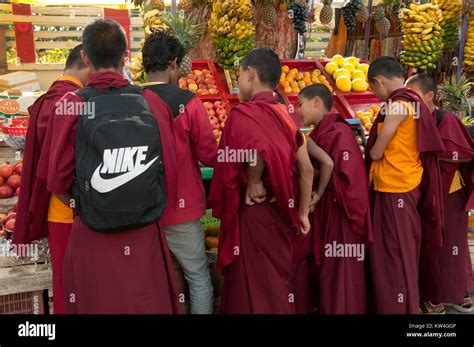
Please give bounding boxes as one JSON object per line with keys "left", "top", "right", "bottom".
{"left": 12, "top": 18, "right": 473, "bottom": 314}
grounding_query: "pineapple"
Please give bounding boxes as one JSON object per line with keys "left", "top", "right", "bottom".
{"left": 319, "top": 0, "right": 333, "bottom": 26}
{"left": 372, "top": 7, "right": 390, "bottom": 36}
{"left": 262, "top": 0, "right": 277, "bottom": 25}
{"left": 160, "top": 12, "right": 206, "bottom": 76}
{"left": 151, "top": 0, "right": 165, "bottom": 11}
{"left": 356, "top": 5, "right": 369, "bottom": 23}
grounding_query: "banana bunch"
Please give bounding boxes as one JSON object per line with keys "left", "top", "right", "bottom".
{"left": 143, "top": 9, "right": 167, "bottom": 37}
{"left": 463, "top": 12, "right": 474, "bottom": 72}
{"left": 437, "top": 0, "right": 462, "bottom": 50}
{"left": 209, "top": 0, "right": 255, "bottom": 70}
{"left": 130, "top": 53, "right": 145, "bottom": 84}
{"left": 214, "top": 36, "right": 255, "bottom": 70}
{"left": 399, "top": 2, "right": 444, "bottom": 71}
{"left": 208, "top": 0, "right": 255, "bottom": 40}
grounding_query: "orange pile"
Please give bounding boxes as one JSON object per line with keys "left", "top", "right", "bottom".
{"left": 280, "top": 65, "right": 334, "bottom": 94}
{"left": 356, "top": 104, "right": 381, "bottom": 132}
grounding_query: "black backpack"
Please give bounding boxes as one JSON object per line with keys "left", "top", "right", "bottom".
{"left": 73, "top": 84, "right": 166, "bottom": 233}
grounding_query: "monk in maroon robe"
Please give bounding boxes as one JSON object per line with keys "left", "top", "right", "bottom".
{"left": 14, "top": 45, "right": 90, "bottom": 314}
{"left": 366, "top": 57, "right": 445, "bottom": 314}
{"left": 406, "top": 74, "right": 474, "bottom": 313}
{"left": 299, "top": 84, "right": 372, "bottom": 314}
{"left": 209, "top": 48, "right": 313, "bottom": 314}
{"left": 48, "top": 19, "right": 180, "bottom": 314}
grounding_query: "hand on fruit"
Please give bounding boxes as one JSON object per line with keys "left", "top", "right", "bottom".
{"left": 309, "top": 191, "right": 321, "bottom": 212}
{"left": 245, "top": 180, "right": 267, "bottom": 206}
{"left": 298, "top": 212, "right": 311, "bottom": 236}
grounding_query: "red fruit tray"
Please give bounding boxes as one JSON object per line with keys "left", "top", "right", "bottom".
{"left": 338, "top": 93, "right": 382, "bottom": 119}
{"left": 0, "top": 290, "right": 46, "bottom": 314}
{"left": 180, "top": 60, "right": 228, "bottom": 100}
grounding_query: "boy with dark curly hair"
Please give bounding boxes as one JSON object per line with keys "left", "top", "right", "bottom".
{"left": 142, "top": 32, "right": 217, "bottom": 314}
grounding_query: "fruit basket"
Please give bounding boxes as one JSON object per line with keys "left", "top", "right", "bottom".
{"left": 339, "top": 93, "right": 382, "bottom": 132}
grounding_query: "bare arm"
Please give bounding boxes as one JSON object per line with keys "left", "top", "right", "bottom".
{"left": 296, "top": 141, "right": 314, "bottom": 235}
{"left": 245, "top": 155, "right": 267, "bottom": 205}
{"left": 370, "top": 102, "right": 408, "bottom": 161}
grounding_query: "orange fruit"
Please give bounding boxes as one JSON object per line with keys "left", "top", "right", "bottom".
{"left": 282, "top": 65, "right": 290, "bottom": 74}
{"left": 365, "top": 122, "right": 373, "bottom": 131}
{"left": 290, "top": 81, "right": 299, "bottom": 88}
{"left": 318, "top": 75, "right": 327, "bottom": 83}
{"left": 312, "top": 69, "right": 321, "bottom": 76}
{"left": 311, "top": 75, "right": 320, "bottom": 83}
{"left": 205, "top": 236, "right": 219, "bottom": 249}
{"left": 298, "top": 81, "right": 306, "bottom": 89}
{"left": 303, "top": 76, "right": 311, "bottom": 84}
{"left": 281, "top": 80, "right": 290, "bottom": 88}
{"left": 205, "top": 225, "right": 220, "bottom": 237}
{"left": 362, "top": 116, "right": 372, "bottom": 125}
{"left": 290, "top": 68, "right": 299, "bottom": 75}
{"left": 286, "top": 75, "right": 294, "bottom": 83}
{"left": 303, "top": 71, "right": 311, "bottom": 78}
{"left": 284, "top": 86, "right": 293, "bottom": 94}
{"left": 296, "top": 72, "right": 304, "bottom": 81}
{"left": 292, "top": 86, "right": 301, "bottom": 93}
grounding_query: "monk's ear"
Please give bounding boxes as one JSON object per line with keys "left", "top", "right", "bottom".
{"left": 81, "top": 51, "right": 92, "bottom": 69}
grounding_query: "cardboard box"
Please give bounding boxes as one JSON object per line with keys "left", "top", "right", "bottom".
{"left": 0, "top": 71, "right": 41, "bottom": 92}
{"left": 0, "top": 92, "right": 42, "bottom": 118}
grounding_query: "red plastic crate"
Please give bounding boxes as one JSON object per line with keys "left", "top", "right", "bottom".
{"left": 0, "top": 290, "right": 46, "bottom": 314}
{"left": 11, "top": 116, "right": 29, "bottom": 128}
{"left": 338, "top": 93, "right": 382, "bottom": 119}
{"left": 189, "top": 59, "right": 228, "bottom": 100}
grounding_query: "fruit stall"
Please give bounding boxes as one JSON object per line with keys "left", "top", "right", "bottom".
{"left": 0, "top": 0, "right": 472, "bottom": 315}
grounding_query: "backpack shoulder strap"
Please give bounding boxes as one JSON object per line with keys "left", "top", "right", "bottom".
{"left": 144, "top": 84, "right": 195, "bottom": 118}
{"left": 76, "top": 84, "right": 143, "bottom": 101}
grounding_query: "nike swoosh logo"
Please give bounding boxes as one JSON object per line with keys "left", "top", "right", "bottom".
{"left": 90, "top": 157, "right": 159, "bottom": 193}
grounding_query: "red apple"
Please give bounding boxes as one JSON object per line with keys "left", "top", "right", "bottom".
{"left": 188, "top": 84, "right": 198, "bottom": 92}
{"left": 0, "top": 177, "right": 4, "bottom": 186}
{"left": 215, "top": 107, "right": 227, "bottom": 116}
{"left": 14, "top": 162, "right": 22, "bottom": 176}
{"left": 0, "top": 164, "right": 14, "bottom": 178}
{"left": 4, "top": 219, "right": 14, "bottom": 232}
{"left": 202, "top": 69, "right": 211, "bottom": 75}
{"left": 6, "top": 212, "right": 16, "bottom": 222}
{"left": 203, "top": 102, "right": 213, "bottom": 110}
{"left": 205, "top": 77, "right": 215, "bottom": 85}
{"left": 197, "top": 89, "right": 210, "bottom": 95}
{"left": 212, "top": 129, "right": 221, "bottom": 138}
{"left": 193, "top": 70, "right": 203, "bottom": 76}
{"left": 208, "top": 89, "right": 219, "bottom": 95}
{"left": 0, "top": 185, "right": 13, "bottom": 199}
{"left": 197, "top": 76, "right": 206, "bottom": 85}
{"left": 188, "top": 73, "right": 197, "bottom": 80}
{"left": 15, "top": 187, "right": 20, "bottom": 197}
{"left": 208, "top": 115, "right": 219, "bottom": 124}
{"left": 207, "top": 84, "right": 217, "bottom": 89}
{"left": 220, "top": 122, "right": 225, "bottom": 130}
{"left": 178, "top": 77, "right": 187, "bottom": 84}
{"left": 211, "top": 123, "right": 220, "bottom": 130}
{"left": 218, "top": 114, "right": 228, "bottom": 123}
{"left": 186, "top": 78, "right": 195, "bottom": 85}
{"left": 207, "top": 109, "right": 216, "bottom": 117}
{"left": 7, "top": 175, "right": 20, "bottom": 190}
{"left": 198, "top": 84, "right": 207, "bottom": 90}
{"left": 214, "top": 101, "right": 224, "bottom": 109}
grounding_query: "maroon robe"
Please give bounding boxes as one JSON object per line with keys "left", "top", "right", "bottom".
{"left": 309, "top": 113, "right": 372, "bottom": 314}
{"left": 209, "top": 91, "right": 302, "bottom": 314}
{"left": 48, "top": 72, "right": 180, "bottom": 314}
{"left": 420, "top": 110, "right": 474, "bottom": 303}
{"left": 365, "top": 88, "right": 445, "bottom": 314}
{"left": 13, "top": 79, "right": 81, "bottom": 245}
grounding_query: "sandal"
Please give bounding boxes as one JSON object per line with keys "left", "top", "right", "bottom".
{"left": 446, "top": 294, "right": 474, "bottom": 313}
{"left": 420, "top": 299, "right": 446, "bottom": 314}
